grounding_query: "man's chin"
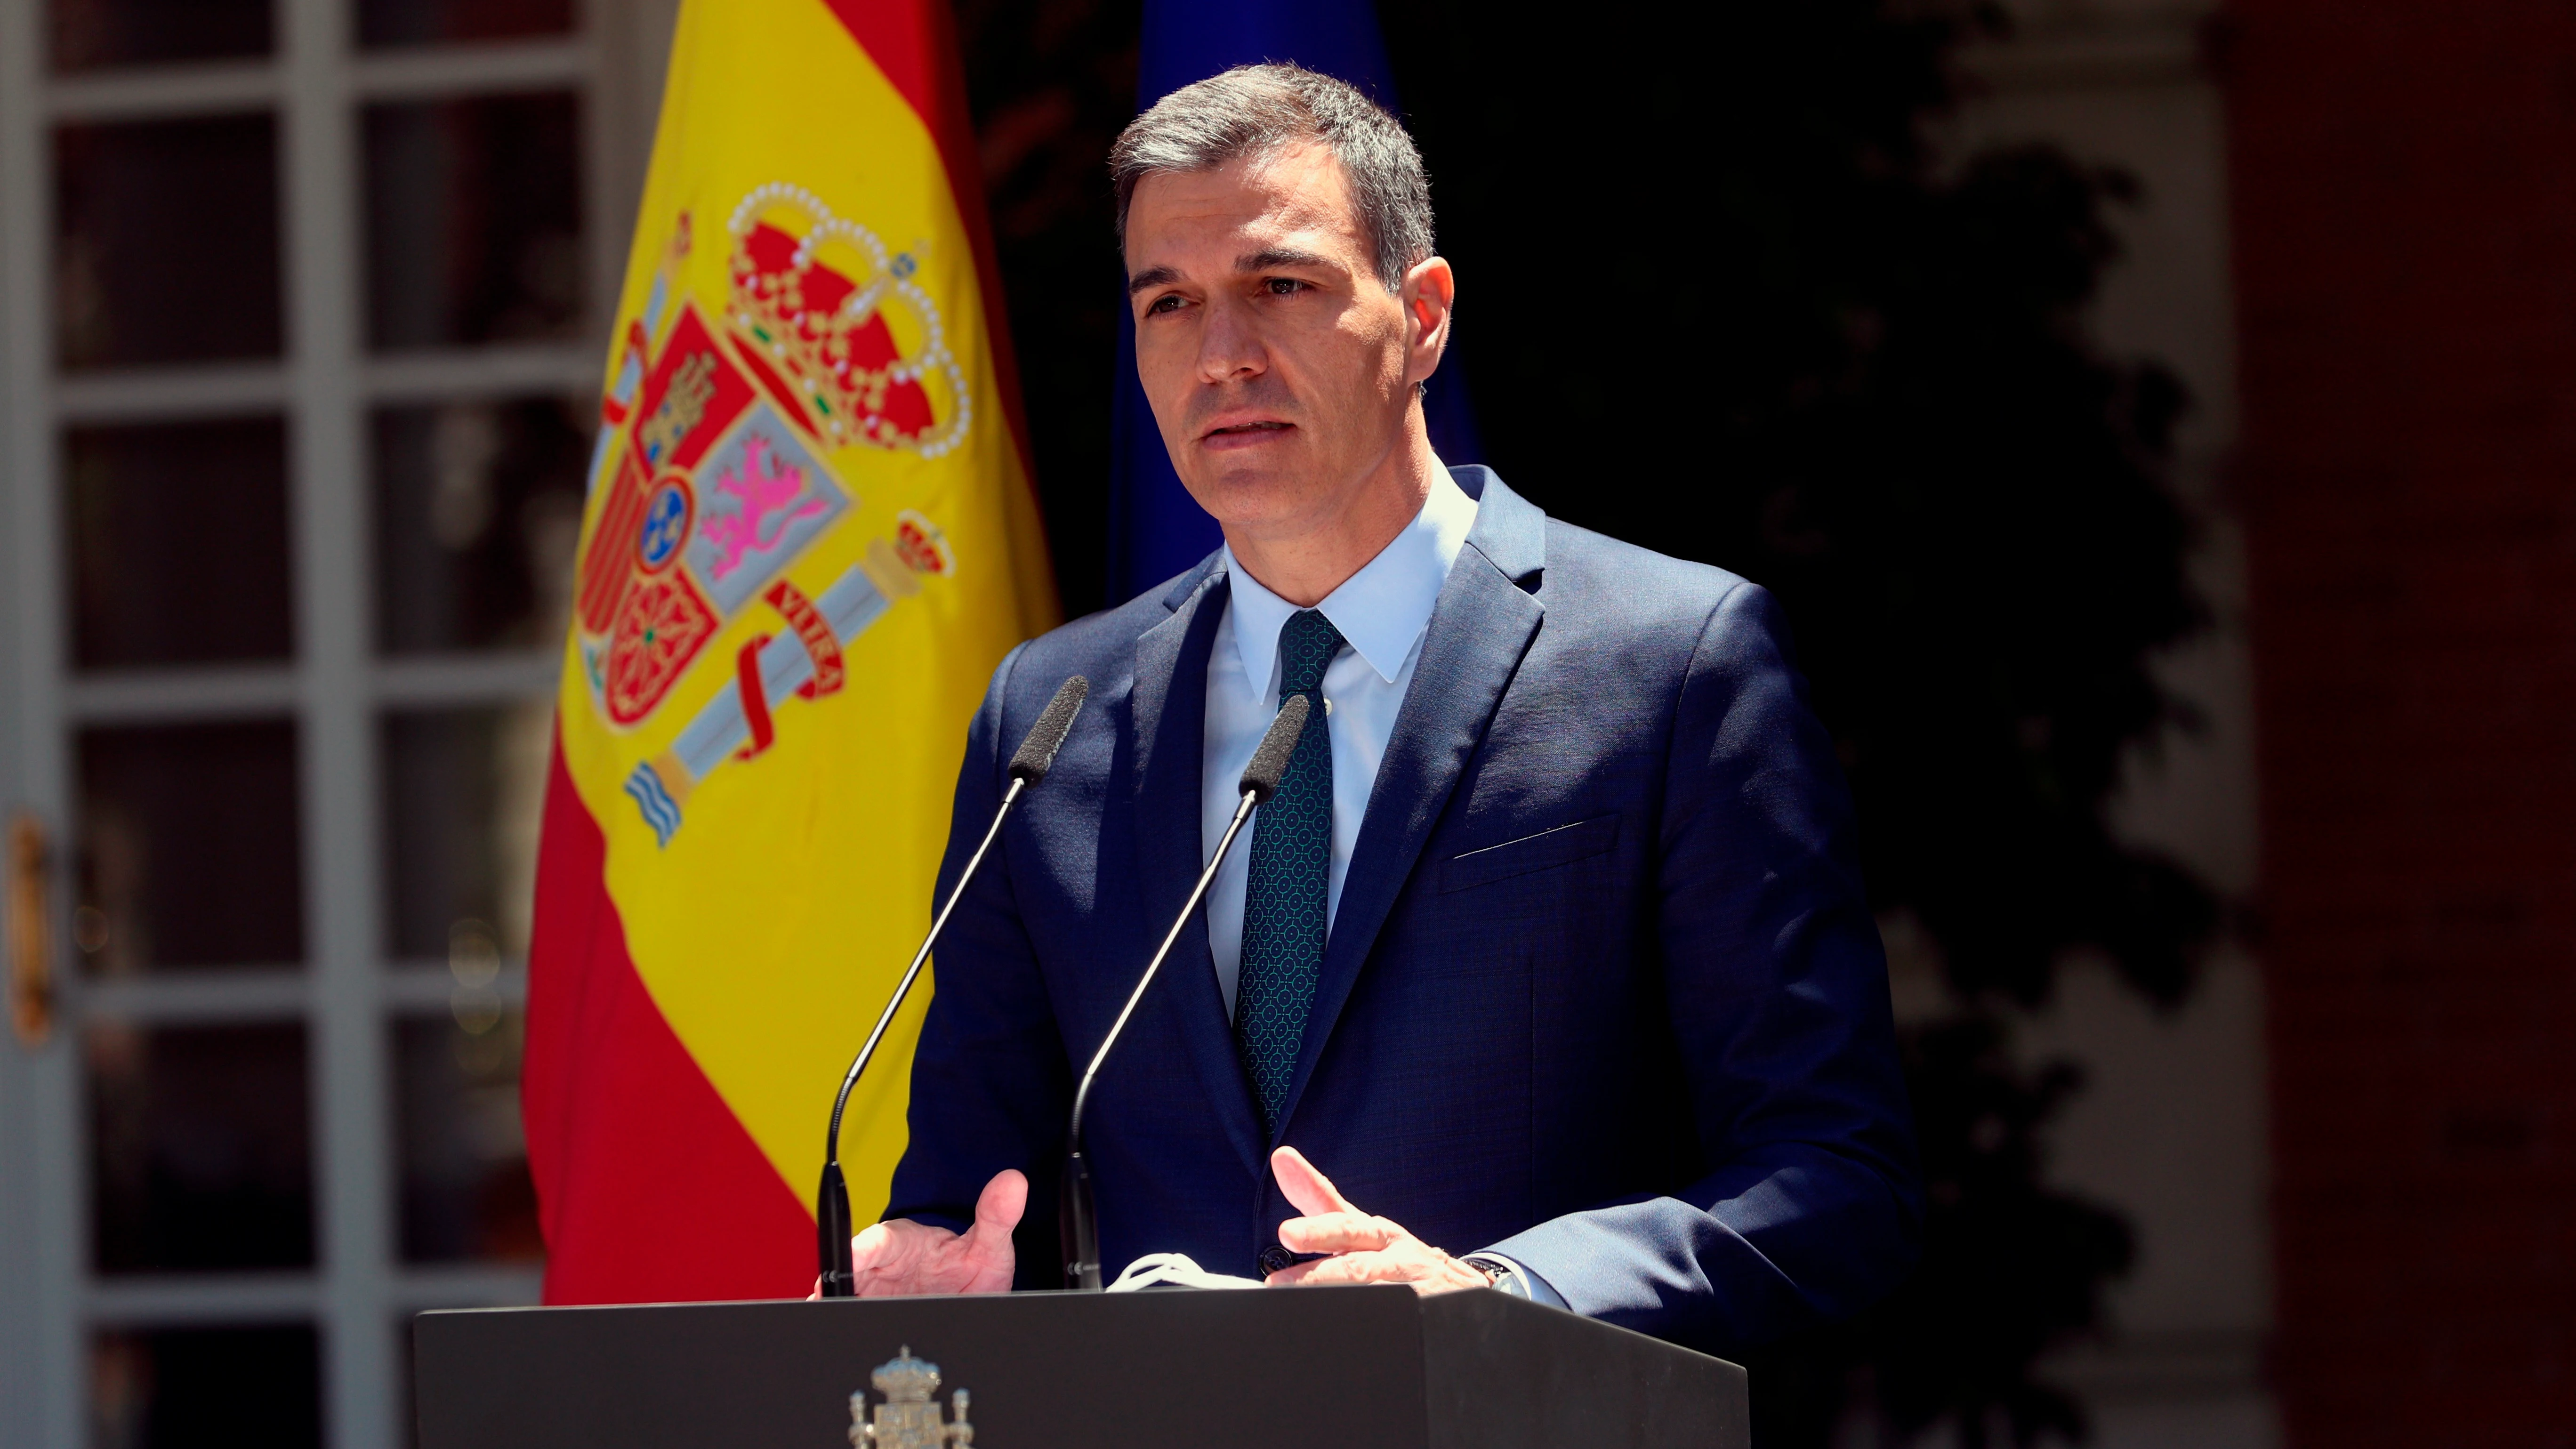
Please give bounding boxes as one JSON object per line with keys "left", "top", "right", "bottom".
{"left": 1178, "top": 460, "right": 1320, "bottom": 526}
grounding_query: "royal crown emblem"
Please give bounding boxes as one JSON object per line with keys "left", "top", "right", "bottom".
{"left": 848, "top": 1346, "right": 974, "bottom": 1449}
{"left": 727, "top": 183, "right": 969, "bottom": 458}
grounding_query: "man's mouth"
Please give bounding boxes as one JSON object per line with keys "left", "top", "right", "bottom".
{"left": 1201, "top": 419, "right": 1294, "bottom": 451}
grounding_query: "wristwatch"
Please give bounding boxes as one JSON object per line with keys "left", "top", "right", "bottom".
{"left": 1460, "top": 1254, "right": 1534, "bottom": 1299}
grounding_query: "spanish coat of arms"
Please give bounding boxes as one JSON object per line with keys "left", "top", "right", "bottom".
{"left": 575, "top": 185, "right": 966, "bottom": 846}
{"left": 848, "top": 1346, "right": 973, "bottom": 1449}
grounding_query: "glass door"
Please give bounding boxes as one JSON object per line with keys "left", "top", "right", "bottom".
{"left": 0, "top": 3, "right": 669, "bottom": 1445}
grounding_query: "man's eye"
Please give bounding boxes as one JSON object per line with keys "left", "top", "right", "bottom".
{"left": 1264, "top": 277, "right": 1307, "bottom": 296}
{"left": 1145, "top": 294, "right": 1183, "bottom": 315}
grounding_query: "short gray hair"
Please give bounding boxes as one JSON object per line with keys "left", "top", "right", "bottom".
{"left": 1111, "top": 63, "right": 1435, "bottom": 292}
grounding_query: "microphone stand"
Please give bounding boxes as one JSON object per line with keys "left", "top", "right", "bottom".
{"left": 817, "top": 774, "right": 1023, "bottom": 1296}
{"left": 1062, "top": 694, "right": 1309, "bottom": 1290}
{"left": 818, "top": 675, "right": 1086, "bottom": 1297}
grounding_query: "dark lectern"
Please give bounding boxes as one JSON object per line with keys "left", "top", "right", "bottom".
{"left": 415, "top": 1285, "right": 1747, "bottom": 1449}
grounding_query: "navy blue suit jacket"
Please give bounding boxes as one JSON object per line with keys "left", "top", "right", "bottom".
{"left": 887, "top": 468, "right": 1920, "bottom": 1351}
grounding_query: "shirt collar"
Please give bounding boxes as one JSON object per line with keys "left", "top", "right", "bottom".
{"left": 1222, "top": 461, "right": 1481, "bottom": 698}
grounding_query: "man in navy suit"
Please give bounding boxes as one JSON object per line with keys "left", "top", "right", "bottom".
{"left": 853, "top": 62, "right": 1920, "bottom": 1352}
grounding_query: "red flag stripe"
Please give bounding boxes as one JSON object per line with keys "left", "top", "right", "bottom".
{"left": 523, "top": 731, "right": 816, "bottom": 1303}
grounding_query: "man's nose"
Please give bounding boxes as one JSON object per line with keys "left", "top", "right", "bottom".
{"left": 1195, "top": 294, "right": 1267, "bottom": 383}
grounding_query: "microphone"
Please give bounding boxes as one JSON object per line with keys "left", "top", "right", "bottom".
{"left": 816, "top": 674, "right": 1088, "bottom": 1297}
{"left": 1060, "top": 693, "right": 1311, "bottom": 1290}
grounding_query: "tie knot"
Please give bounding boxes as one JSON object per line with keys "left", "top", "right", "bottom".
{"left": 1276, "top": 609, "right": 1345, "bottom": 697}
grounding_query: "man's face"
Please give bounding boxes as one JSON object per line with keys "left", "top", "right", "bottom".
{"left": 1124, "top": 143, "right": 1431, "bottom": 541}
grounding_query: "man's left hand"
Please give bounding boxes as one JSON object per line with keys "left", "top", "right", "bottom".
{"left": 1263, "top": 1145, "right": 1491, "bottom": 1294}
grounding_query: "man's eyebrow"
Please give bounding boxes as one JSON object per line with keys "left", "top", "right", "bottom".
{"left": 1239, "top": 247, "right": 1333, "bottom": 273}
{"left": 1126, "top": 265, "right": 1182, "bottom": 298}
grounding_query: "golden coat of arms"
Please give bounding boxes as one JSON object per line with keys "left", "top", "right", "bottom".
{"left": 579, "top": 185, "right": 966, "bottom": 846}
{"left": 848, "top": 1346, "right": 974, "bottom": 1449}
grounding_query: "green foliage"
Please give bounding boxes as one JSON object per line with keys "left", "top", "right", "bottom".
{"left": 1743, "top": 1021, "right": 2136, "bottom": 1447}
{"left": 1378, "top": 0, "right": 2214, "bottom": 1010}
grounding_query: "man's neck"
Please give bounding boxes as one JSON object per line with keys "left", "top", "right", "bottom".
{"left": 1224, "top": 428, "right": 1440, "bottom": 608}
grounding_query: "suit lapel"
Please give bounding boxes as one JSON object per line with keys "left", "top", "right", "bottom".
{"left": 1272, "top": 474, "right": 1550, "bottom": 1140}
{"left": 1125, "top": 558, "right": 1266, "bottom": 1176}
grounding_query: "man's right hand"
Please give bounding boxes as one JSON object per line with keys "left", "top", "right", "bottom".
{"left": 844, "top": 1168, "right": 1025, "bottom": 1296}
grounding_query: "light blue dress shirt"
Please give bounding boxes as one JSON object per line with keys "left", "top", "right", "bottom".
{"left": 1201, "top": 465, "right": 1480, "bottom": 1018}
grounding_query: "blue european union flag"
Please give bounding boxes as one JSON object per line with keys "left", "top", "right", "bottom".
{"left": 1104, "top": 0, "right": 1482, "bottom": 605}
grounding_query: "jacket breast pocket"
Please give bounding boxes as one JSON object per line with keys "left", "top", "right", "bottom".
{"left": 1440, "top": 813, "right": 1621, "bottom": 894}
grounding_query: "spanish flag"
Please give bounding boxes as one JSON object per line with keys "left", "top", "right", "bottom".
{"left": 523, "top": 0, "right": 1054, "bottom": 1304}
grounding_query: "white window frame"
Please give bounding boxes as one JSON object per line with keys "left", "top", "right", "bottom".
{"left": 0, "top": 3, "right": 673, "bottom": 1446}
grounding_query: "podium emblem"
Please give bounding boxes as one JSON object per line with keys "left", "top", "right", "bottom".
{"left": 849, "top": 1347, "right": 973, "bottom": 1448}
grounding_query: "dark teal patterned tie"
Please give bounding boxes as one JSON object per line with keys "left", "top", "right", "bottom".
{"left": 1235, "top": 607, "right": 1345, "bottom": 1133}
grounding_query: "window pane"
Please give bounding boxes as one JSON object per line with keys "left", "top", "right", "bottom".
{"left": 356, "top": 0, "right": 572, "bottom": 49}
{"left": 93, "top": 1325, "right": 321, "bottom": 1449}
{"left": 51, "top": 0, "right": 270, "bottom": 74}
{"left": 56, "top": 114, "right": 282, "bottom": 370}
{"left": 77, "top": 720, "right": 302, "bottom": 974}
{"left": 363, "top": 92, "right": 583, "bottom": 351}
{"left": 374, "top": 398, "right": 587, "bottom": 654}
{"left": 382, "top": 702, "right": 552, "bottom": 961}
{"left": 394, "top": 1013, "right": 540, "bottom": 1264}
{"left": 88, "top": 1021, "right": 314, "bottom": 1274}
{"left": 66, "top": 416, "right": 293, "bottom": 670}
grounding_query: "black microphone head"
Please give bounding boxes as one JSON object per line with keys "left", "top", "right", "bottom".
{"left": 1008, "top": 675, "right": 1089, "bottom": 783}
{"left": 1240, "top": 694, "right": 1311, "bottom": 805}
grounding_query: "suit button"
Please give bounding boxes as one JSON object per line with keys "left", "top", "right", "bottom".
{"left": 1258, "top": 1245, "right": 1297, "bottom": 1276}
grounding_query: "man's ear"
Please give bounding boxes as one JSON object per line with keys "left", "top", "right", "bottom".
{"left": 1401, "top": 255, "right": 1456, "bottom": 383}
